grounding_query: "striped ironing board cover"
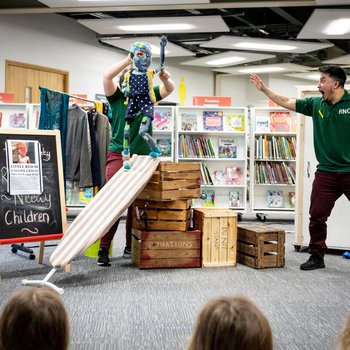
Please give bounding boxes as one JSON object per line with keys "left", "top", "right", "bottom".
{"left": 50, "top": 155, "right": 160, "bottom": 268}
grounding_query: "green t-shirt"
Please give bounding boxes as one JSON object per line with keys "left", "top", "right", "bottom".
{"left": 296, "top": 90, "right": 350, "bottom": 172}
{"left": 106, "top": 86, "right": 162, "bottom": 155}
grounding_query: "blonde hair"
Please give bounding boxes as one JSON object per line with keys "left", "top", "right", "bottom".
{"left": 0, "top": 287, "right": 70, "bottom": 350}
{"left": 188, "top": 295, "right": 273, "bottom": 350}
{"left": 337, "top": 315, "right": 350, "bottom": 350}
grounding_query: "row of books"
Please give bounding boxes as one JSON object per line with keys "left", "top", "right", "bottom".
{"left": 200, "top": 164, "right": 244, "bottom": 186}
{"left": 178, "top": 135, "right": 239, "bottom": 159}
{"left": 255, "top": 162, "right": 296, "bottom": 185}
{"left": 267, "top": 190, "right": 295, "bottom": 208}
{"left": 181, "top": 112, "right": 245, "bottom": 132}
{"left": 178, "top": 135, "right": 215, "bottom": 158}
{"left": 200, "top": 189, "right": 241, "bottom": 208}
{"left": 255, "top": 112, "right": 297, "bottom": 133}
{"left": 255, "top": 135, "right": 296, "bottom": 160}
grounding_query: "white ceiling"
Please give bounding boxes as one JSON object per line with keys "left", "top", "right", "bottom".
{"left": 78, "top": 15, "right": 230, "bottom": 35}
{"left": 100, "top": 36, "right": 194, "bottom": 57}
{"left": 201, "top": 35, "right": 334, "bottom": 54}
{"left": 181, "top": 51, "right": 275, "bottom": 67}
{"left": 297, "top": 9, "right": 350, "bottom": 39}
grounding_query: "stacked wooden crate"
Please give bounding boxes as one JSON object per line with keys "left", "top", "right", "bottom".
{"left": 132, "top": 162, "right": 201, "bottom": 269}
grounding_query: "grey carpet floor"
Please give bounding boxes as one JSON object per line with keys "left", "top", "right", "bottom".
{"left": 0, "top": 218, "right": 349, "bottom": 350}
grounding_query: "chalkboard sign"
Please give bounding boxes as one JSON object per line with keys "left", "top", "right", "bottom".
{"left": 0, "top": 129, "right": 66, "bottom": 244}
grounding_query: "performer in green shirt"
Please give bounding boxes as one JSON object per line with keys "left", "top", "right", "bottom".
{"left": 98, "top": 54, "right": 174, "bottom": 266}
{"left": 250, "top": 65, "right": 350, "bottom": 270}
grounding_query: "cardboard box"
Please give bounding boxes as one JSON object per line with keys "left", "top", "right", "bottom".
{"left": 237, "top": 224, "right": 285, "bottom": 269}
{"left": 193, "top": 208, "right": 237, "bottom": 267}
{"left": 132, "top": 228, "right": 201, "bottom": 269}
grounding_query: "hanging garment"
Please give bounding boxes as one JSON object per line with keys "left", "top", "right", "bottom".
{"left": 65, "top": 105, "right": 93, "bottom": 188}
{"left": 39, "top": 87, "right": 69, "bottom": 171}
{"left": 87, "top": 109, "right": 101, "bottom": 187}
{"left": 93, "top": 111, "right": 111, "bottom": 186}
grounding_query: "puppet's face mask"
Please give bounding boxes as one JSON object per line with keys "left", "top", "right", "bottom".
{"left": 131, "top": 42, "right": 152, "bottom": 72}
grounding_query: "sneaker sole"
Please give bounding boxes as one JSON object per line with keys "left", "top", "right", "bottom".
{"left": 97, "top": 262, "right": 111, "bottom": 267}
{"left": 122, "top": 253, "right": 131, "bottom": 259}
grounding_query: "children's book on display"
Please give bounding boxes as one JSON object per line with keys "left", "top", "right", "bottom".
{"left": 203, "top": 111, "right": 223, "bottom": 131}
{"left": 218, "top": 138, "right": 237, "bottom": 158}
{"left": 227, "top": 114, "right": 245, "bottom": 132}
{"left": 181, "top": 113, "right": 198, "bottom": 131}
{"left": 153, "top": 107, "right": 172, "bottom": 130}
{"left": 267, "top": 190, "right": 284, "bottom": 208}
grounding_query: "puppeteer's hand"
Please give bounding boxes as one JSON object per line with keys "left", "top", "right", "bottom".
{"left": 250, "top": 73, "right": 265, "bottom": 91}
{"left": 158, "top": 69, "right": 170, "bottom": 82}
{"left": 126, "top": 53, "right": 133, "bottom": 65}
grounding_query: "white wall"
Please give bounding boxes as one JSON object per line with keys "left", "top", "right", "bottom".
{"left": 0, "top": 13, "right": 214, "bottom": 103}
{"left": 219, "top": 73, "right": 315, "bottom": 108}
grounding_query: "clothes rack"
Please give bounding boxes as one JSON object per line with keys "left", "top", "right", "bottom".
{"left": 39, "top": 86, "right": 96, "bottom": 104}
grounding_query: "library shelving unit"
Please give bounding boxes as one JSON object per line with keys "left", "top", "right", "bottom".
{"left": 0, "top": 103, "right": 29, "bottom": 129}
{"left": 153, "top": 105, "right": 175, "bottom": 162}
{"left": 250, "top": 107, "right": 297, "bottom": 221}
{"left": 175, "top": 106, "right": 248, "bottom": 216}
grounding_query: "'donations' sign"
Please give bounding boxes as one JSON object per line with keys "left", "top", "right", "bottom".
{"left": 0, "top": 129, "right": 66, "bottom": 244}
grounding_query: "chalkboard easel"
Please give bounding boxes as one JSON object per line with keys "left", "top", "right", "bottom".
{"left": 0, "top": 129, "right": 67, "bottom": 251}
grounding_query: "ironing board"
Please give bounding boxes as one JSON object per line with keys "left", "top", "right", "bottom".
{"left": 22, "top": 155, "right": 160, "bottom": 294}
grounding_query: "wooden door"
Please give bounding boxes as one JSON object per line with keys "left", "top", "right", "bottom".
{"left": 5, "top": 60, "right": 69, "bottom": 103}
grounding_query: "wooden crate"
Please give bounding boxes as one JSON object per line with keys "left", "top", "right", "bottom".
{"left": 193, "top": 208, "right": 237, "bottom": 267}
{"left": 137, "top": 162, "right": 200, "bottom": 201}
{"left": 132, "top": 199, "right": 191, "bottom": 231}
{"left": 237, "top": 224, "right": 285, "bottom": 269}
{"left": 132, "top": 228, "right": 201, "bottom": 269}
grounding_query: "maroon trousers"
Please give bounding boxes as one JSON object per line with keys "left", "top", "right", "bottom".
{"left": 309, "top": 170, "right": 350, "bottom": 258}
{"left": 100, "top": 151, "right": 132, "bottom": 250}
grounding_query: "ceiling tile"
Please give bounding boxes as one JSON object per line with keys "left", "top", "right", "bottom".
{"left": 323, "top": 54, "right": 350, "bottom": 65}
{"left": 78, "top": 15, "right": 229, "bottom": 35}
{"left": 213, "top": 63, "right": 311, "bottom": 75}
{"left": 38, "top": 0, "right": 209, "bottom": 6}
{"left": 101, "top": 36, "right": 194, "bottom": 57}
{"left": 201, "top": 35, "right": 333, "bottom": 54}
{"left": 181, "top": 51, "right": 275, "bottom": 67}
{"left": 297, "top": 9, "right": 350, "bottom": 39}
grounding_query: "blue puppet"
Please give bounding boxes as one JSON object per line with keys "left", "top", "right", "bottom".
{"left": 122, "top": 36, "right": 167, "bottom": 170}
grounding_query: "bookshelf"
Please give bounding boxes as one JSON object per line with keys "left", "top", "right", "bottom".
{"left": 153, "top": 105, "right": 175, "bottom": 162}
{"left": 0, "top": 103, "right": 29, "bottom": 129}
{"left": 175, "top": 106, "right": 248, "bottom": 214}
{"left": 250, "top": 107, "right": 297, "bottom": 221}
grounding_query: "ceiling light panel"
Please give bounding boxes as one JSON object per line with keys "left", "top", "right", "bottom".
{"left": 181, "top": 51, "right": 275, "bottom": 68}
{"left": 323, "top": 54, "right": 350, "bottom": 65}
{"left": 78, "top": 16, "right": 229, "bottom": 35}
{"left": 315, "top": 0, "right": 350, "bottom": 4}
{"left": 298, "top": 9, "right": 350, "bottom": 39}
{"left": 101, "top": 37, "right": 195, "bottom": 57}
{"left": 201, "top": 35, "right": 333, "bottom": 54}
{"left": 38, "top": 0, "right": 209, "bottom": 6}
{"left": 213, "top": 63, "right": 311, "bottom": 75}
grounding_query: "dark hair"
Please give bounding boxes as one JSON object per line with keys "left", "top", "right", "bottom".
{"left": 188, "top": 295, "right": 273, "bottom": 350}
{"left": 319, "top": 65, "right": 347, "bottom": 87}
{"left": 0, "top": 287, "right": 70, "bottom": 350}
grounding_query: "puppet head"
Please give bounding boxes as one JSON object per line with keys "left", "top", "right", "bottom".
{"left": 130, "top": 42, "right": 152, "bottom": 72}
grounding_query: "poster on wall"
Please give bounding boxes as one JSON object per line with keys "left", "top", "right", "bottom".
{"left": 5, "top": 140, "right": 43, "bottom": 195}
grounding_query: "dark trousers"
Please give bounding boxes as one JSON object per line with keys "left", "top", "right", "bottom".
{"left": 309, "top": 170, "right": 350, "bottom": 258}
{"left": 100, "top": 151, "right": 132, "bottom": 250}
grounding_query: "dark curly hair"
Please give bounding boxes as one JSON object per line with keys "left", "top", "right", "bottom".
{"left": 319, "top": 65, "right": 347, "bottom": 87}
